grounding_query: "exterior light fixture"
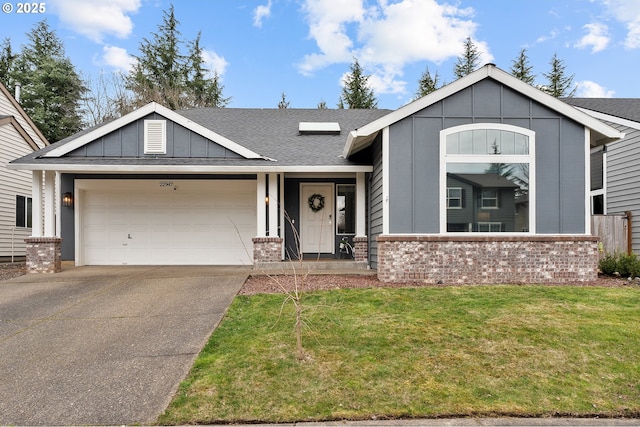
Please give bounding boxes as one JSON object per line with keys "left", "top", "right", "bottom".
{"left": 62, "top": 192, "right": 73, "bottom": 207}
{"left": 265, "top": 195, "right": 270, "bottom": 205}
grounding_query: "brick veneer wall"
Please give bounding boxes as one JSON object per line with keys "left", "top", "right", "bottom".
{"left": 253, "top": 237, "right": 283, "bottom": 263}
{"left": 353, "top": 236, "right": 368, "bottom": 262}
{"left": 25, "top": 237, "right": 62, "bottom": 274}
{"left": 377, "top": 235, "right": 599, "bottom": 284}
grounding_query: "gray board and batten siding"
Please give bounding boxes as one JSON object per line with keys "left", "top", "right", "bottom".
{"left": 65, "top": 113, "right": 243, "bottom": 159}
{"left": 366, "top": 78, "right": 587, "bottom": 267}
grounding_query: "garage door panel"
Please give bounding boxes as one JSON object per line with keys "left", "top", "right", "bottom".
{"left": 81, "top": 180, "right": 257, "bottom": 265}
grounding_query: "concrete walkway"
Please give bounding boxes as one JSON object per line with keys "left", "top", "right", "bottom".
{"left": 0, "top": 265, "right": 250, "bottom": 426}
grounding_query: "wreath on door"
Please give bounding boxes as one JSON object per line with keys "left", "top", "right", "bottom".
{"left": 308, "top": 193, "right": 325, "bottom": 212}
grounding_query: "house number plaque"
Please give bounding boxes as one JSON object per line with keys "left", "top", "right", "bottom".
{"left": 159, "top": 181, "right": 174, "bottom": 188}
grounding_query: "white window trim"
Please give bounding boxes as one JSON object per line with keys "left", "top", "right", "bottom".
{"left": 447, "top": 187, "right": 463, "bottom": 209}
{"left": 481, "top": 189, "right": 499, "bottom": 209}
{"left": 144, "top": 119, "right": 167, "bottom": 154}
{"left": 440, "top": 123, "right": 536, "bottom": 234}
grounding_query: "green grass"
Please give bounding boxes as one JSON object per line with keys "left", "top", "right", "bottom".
{"left": 157, "top": 285, "right": 640, "bottom": 424}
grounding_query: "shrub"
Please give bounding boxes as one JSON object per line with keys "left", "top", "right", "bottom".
{"left": 599, "top": 252, "right": 640, "bottom": 278}
{"left": 599, "top": 253, "right": 618, "bottom": 276}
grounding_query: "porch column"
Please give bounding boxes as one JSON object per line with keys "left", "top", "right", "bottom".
{"left": 256, "top": 173, "right": 267, "bottom": 237}
{"left": 44, "top": 170, "right": 56, "bottom": 237}
{"left": 31, "top": 170, "right": 43, "bottom": 237}
{"left": 253, "top": 173, "right": 282, "bottom": 264}
{"left": 268, "top": 173, "right": 278, "bottom": 237}
{"left": 25, "top": 170, "right": 62, "bottom": 273}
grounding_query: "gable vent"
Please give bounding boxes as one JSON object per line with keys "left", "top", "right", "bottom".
{"left": 299, "top": 122, "right": 341, "bottom": 135}
{"left": 144, "top": 120, "right": 166, "bottom": 154}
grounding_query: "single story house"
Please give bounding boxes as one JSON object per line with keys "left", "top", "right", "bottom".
{"left": 564, "top": 98, "right": 640, "bottom": 253}
{"left": 10, "top": 64, "right": 623, "bottom": 282}
{"left": 0, "top": 82, "right": 48, "bottom": 261}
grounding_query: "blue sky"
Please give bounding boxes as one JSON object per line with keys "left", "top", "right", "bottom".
{"left": 1, "top": 0, "right": 639, "bottom": 110}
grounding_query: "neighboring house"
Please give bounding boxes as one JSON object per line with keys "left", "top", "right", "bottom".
{"left": 564, "top": 98, "right": 640, "bottom": 253}
{"left": 0, "top": 82, "right": 48, "bottom": 261}
{"left": 10, "top": 64, "right": 623, "bottom": 283}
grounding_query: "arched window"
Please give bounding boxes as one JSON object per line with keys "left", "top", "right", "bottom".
{"left": 440, "top": 124, "right": 535, "bottom": 233}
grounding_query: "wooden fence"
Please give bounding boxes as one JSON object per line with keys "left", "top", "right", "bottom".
{"left": 591, "top": 212, "right": 631, "bottom": 255}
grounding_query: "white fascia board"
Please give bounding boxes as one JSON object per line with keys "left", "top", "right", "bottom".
{"left": 7, "top": 163, "right": 373, "bottom": 173}
{"left": 43, "top": 102, "right": 265, "bottom": 160}
{"left": 574, "top": 106, "right": 638, "bottom": 132}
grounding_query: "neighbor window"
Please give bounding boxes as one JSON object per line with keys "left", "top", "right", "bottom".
{"left": 441, "top": 124, "right": 535, "bottom": 233}
{"left": 16, "top": 195, "right": 32, "bottom": 228}
{"left": 447, "top": 187, "right": 463, "bottom": 208}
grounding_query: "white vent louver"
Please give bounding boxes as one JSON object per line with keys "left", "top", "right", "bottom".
{"left": 144, "top": 120, "right": 166, "bottom": 154}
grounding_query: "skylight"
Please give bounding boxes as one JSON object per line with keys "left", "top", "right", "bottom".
{"left": 298, "top": 122, "right": 341, "bottom": 135}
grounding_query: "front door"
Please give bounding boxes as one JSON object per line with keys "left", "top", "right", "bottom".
{"left": 300, "top": 183, "right": 334, "bottom": 254}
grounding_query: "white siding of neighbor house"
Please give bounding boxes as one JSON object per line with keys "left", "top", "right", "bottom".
{"left": 603, "top": 121, "right": 640, "bottom": 253}
{"left": 0, "top": 124, "right": 37, "bottom": 257}
{"left": 0, "top": 89, "right": 47, "bottom": 258}
{"left": 0, "top": 93, "right": 47, "bottom": 150}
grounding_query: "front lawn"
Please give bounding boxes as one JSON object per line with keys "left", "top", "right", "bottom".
{"left": 157, "top": 285, "right": 640, "bottom": 424}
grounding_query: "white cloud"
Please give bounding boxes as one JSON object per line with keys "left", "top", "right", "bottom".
{"left": 299, "top": 0, "right": 490, "bottom": 95}
{"left": 48, "top": 0, "right": 141, "bottom": 43}
{"left": 202, "top": 49, "right": 229, "bottom": 77}
{"left": 254, "top": 1, "right": 273, "bottom": 28}
{"left": 575, "top": 23, "right": 610, "bottom": 53}
{"left": 536, "top": 29, "right": 560, "bottom": 44}
{"left": 101, "top": 45, "right": 136, "bottom": 73}
{"left": 576, "top": 80, "right": 615, "bottom": 97}
{"left": 601, "top": 0, "right": 640, "bottom": 48}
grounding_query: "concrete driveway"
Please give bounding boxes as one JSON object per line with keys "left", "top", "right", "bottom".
{"left": 0, "top": 264, "right": 250, "bottom": 426}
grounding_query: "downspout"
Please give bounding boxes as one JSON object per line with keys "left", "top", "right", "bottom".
{"left": 626, "top": 211, "right": 633, "bottom": 255}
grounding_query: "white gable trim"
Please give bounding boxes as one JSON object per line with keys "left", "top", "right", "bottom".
{"left": 574, "top": 106, "right": 638, "bottom": 132}
{"left": 343, "top": 64, "right": 624, "bottom": 157}
{"left": 43, "top": 102, "right": 265, "bottom": 159}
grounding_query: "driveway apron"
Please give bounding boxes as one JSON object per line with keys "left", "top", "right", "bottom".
{"left": 0, "top": 265, "right": 249, "bottom": 426}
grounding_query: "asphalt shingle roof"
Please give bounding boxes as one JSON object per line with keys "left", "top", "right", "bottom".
{"left": 563, "top": 98, "right": 640, "bottom": 123}
{"left": 11, "top": 108, "right": 392, "bottom": 168}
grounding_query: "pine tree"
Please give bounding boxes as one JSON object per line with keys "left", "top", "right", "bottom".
{"left": 126, "top": 4, "right": 228, "bottom": 110}
{"left": 0, "top": 38, "right": 16, "bottom": 86}
{"left": 510, "top": 48, "right": 535, "bottom": 85}
{"left": 317, "top": 99, "right": 327, "bottom": 109}
{"left": 277, "top": 92, "right": 290, "bottom": 109}
{"left": 338, "top": 58, "right": 377, "bottom": 109}
{"left": 8, "top": 20, "right": 86, "bottom": 142}
{"left": 415, "top": 66, "right": 441, "bottom": 98}
{"left": 542, "top": 53, "right": 576, "bottom": 98}
{"left": 453, "top": 37, "right": 481, "bottom": 79}
{"left": 185, "top": 32, "right": 230, "bottom": 108}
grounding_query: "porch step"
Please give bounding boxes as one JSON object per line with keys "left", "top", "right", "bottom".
{"left": 253, "top": 260, "right": 375, "bottom": 275}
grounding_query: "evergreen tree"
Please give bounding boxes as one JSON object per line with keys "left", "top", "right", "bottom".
{"left": 415, "top": 66, "right": 441, "bottom": 98}
{"left": 185, "top": 32, "right": 230, "bottom": 108}
{"left": 277, "top": 92, "right": 290, "bottom": 109}
{"left": 126, "top": 4, "right": 228, "bottom": 110}
{"left": 8, "top": 20, "right": 86, "bottom": 142}
{"left": 453, "top": 37, "right": 481, "bottom": 79}
{"left": 510, "top": 48, "right": 535, "bottom": 85}
{"left": 542, "top": 53, "right": 576, "bottom": 98}
{"left": 0, "top": 38, "right": 16, "bottom": 86}
{"left": 317, "top": 99, "right": 327, "bottom": 109}
{"left": 338, "top": 58, "right": 377, "bottom": 109}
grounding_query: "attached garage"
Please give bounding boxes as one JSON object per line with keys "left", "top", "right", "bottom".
{"left": 76, "top": 179, "right": 256, "bottom": 266}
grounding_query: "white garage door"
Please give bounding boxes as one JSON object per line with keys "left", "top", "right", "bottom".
{"left": 80, "top": 180, "right": 256, "bottom": 265}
